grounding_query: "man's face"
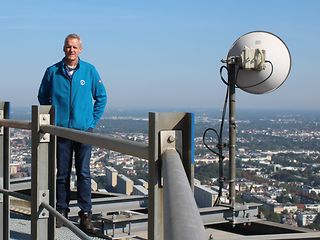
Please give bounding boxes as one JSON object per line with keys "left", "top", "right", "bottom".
{"left": 63, "top": 38, "right": 82, "bottom": 64}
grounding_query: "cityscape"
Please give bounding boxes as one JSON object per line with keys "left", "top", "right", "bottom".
{"left": 8, "top": 108, "right": 320, "bottom": 230}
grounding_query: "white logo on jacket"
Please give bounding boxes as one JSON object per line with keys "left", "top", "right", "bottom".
{"left": 80, "top": 80, "right": 85, "bottom": 86}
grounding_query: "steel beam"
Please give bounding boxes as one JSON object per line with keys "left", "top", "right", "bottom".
{"left": 31, "top": 105, "right": 56, "bottom": 240}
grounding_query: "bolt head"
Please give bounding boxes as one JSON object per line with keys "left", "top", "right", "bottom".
{"left": 167, "top": 135, "right": 175, "bottom": 143}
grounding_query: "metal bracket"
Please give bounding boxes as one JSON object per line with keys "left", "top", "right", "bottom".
{"left": 0, "top": 177, "right": 3, "bottom": 203}
{"left": 159, "top": 130, "right": 182, "bottom": 186}
{"left": 39, "top": 114, "right": 50, "bottom": 142}
{"left": 38, "top": 190, "right": 49, "bottom": 218}
{"left": 0, "top": 110, "right": 3, "bottom": 135}
{"left": 160, "top": 130, "right": 182, "bottom": 155}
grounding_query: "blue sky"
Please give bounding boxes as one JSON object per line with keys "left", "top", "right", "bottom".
{"left": 0, "top": 0, "right": 319, "bottom": 111}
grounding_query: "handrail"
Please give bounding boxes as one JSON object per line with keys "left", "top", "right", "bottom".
{"left": 40, "top": 124, "right": 149, "bottom": 160}
{"left": 162, "top": 149, "right": 206, "bottom": 240}
{"left": 40, "top": 202, "right": 91, "bottom": 240}
{"left": 0, "top": 119, "right": 32, "bottom": 130}
{"left": 0, "top": 188, "right": 32, "bottom": 202}
{"left": 0, "top": 118, "right": 149, "bottom": 159}
{"left": 1, "top": 108, "right": 205, "bottom": 240}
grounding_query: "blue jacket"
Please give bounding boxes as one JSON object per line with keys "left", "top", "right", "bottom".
{"left": 38, "top": 58, "right": 107, "bottom": 131}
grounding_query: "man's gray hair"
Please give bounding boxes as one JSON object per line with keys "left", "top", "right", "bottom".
{"left": 64, "top": 33, "right": 82, "bottom": 48}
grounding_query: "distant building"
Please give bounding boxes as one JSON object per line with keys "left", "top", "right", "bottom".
{"left": 133, "top": 185, "right": 148, "bottom": 196}
{"left": 303, "top": 186, "right": 320, "bottom": 195}
{"left": 91, "top": 179, "right": 98, "bottom": 191}
{"left": 305, "top": 204, "right": 320, "bottom": 213}
{"left": 297, "top": 212, "right": 317, "bottom": 227}
{"left": 274, "top": 205, "right": 298, "bottom": 214}
{"left": 10, "top": 163, "right": 20, "bottom": 174}
{"left": 106, "top": 166, "right": 118, "bottom": 192}
{"left": 211, "top": 185, "right": 228, "bottom": 201}
{"left": 272, "top": 164, "right": 282, "bottom": 172}
{"left": 136, "top": 178, "right": 148, "bottom": 189}
{"left": 194, "top": 178, "right": 201, "bottom": 186}
{"left": 132, "top": 185, "right": 148, "bottom": 207}
{"left": 194, "top": 184, "right": 218, "bottom": 208}
{"left": 117, "top": 174, "right": 133, "bottom": 195}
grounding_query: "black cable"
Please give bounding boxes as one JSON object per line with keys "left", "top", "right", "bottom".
{"left": 202, "top": 128, "right": 221, "bottom": 156}
{"left": 202, "top": 86, "right": 229, "bottom": 206}
{"left": 214, "top": 88, "right": 228, "bottom": 206}
{"left": 202, "top": 87, "right": 228, "bottom": 159}
{"left": 220, "top": 64, "right": 241, "bottom": 89}
{"left": 220, "top": 66, "right": 229, "bottom": 86}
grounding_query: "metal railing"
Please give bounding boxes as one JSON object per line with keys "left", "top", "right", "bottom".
{"left": 0, "top": 102, "right": 206, "bottom": 240}
{"left": 162, "top": 149, "right": 206, "bottom": 240}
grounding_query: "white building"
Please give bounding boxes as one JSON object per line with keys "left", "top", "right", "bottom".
{"left": 297, "top": 212, "right": 317, "bottom": 227}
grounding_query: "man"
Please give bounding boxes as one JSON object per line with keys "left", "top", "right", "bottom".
{"left": 38, "top": 33, "right": 107, "bottom": 232}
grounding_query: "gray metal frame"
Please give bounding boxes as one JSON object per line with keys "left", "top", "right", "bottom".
{"left": 1, "top": 102, "right": 320, "bottom": 239}
{"left": 148, "top": 112, "right": 195, "bottom": 240}
{"left": 30, "top": 105, "right": 56, "bottom": 240}
{"left": 0, "top": 102, "right": 10, "bottom": 240}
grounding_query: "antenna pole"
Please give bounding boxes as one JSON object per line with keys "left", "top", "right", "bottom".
{"left": 228, "top": 61, "right": 238, "bottom": 208}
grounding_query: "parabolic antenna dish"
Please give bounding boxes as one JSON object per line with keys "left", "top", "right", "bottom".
{"left": 227, "top": 31, "right": 291, "bottom": 94}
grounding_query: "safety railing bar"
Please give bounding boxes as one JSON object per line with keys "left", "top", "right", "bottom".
{"left": 40, "top": 202, "right": 91, "bottom": 240}
{"left": 0, "top": 119, "right": 32, "bottom": 130}
{"left": 162, "top": 149, "right": 206, "bottom": 240}
{"left": 0, "top": 188, "right": 32, "bottom": 202}
{"left": 40, "top": 124, "right": 149, "bottom": 160}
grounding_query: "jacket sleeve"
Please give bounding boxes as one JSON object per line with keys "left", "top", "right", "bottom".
{"left": 91, "top": 68, "right": 107, "bottom": 128}
{"left": 38, "top": 69, "right": 52, "bottom": 105}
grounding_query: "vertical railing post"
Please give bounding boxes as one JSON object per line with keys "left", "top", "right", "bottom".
{"left": 148, "top": 112, "right": 195, "bottom": 240}
{"left": 0, "top": 102, "right": 10, "bottom": 240}
{"left": 31, "top": 105, "right": 56, "bottom": 240}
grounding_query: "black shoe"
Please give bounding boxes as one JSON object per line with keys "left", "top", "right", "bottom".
{"left": 78, "top": 211, "right": 96, "bottom": 233}
{"left": 56, "top": 209, "right": 68, "bottom": 228}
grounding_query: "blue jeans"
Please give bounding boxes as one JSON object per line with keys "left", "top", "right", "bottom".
{"left": 56, "top": 137, "right": 92, "bottom": 213}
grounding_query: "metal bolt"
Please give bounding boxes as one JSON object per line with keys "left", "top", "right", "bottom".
{"left": 167, "top": 135, "right": 175, "bottom": 143}
{"left": 42, "top": 192, "right": 46, "bottom": 197}
{"left": 42, "top": 212, "right": 46, "bottom": 216}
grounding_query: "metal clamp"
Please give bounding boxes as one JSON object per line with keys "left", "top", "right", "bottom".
{"left": 160, "top": 130, "right": 182, "bottom": 155}
{"left": 159, "top": 130, "right": 182, "bottom": 186}
{"left": 38, "top": 190, "right": 49, "bottom": 218}
{"left": 39, "top": 114, "right": 50, "bottom": 142}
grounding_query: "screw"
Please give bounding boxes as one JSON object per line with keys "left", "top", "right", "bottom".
{"left": 42, "top": 192, "right": 46, "bottom": 197}
{"left": 167, "top": 135, "right": 175, "bottom": 143}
